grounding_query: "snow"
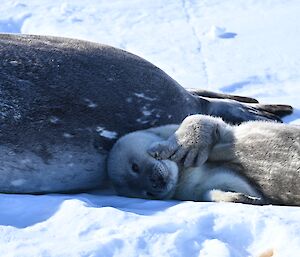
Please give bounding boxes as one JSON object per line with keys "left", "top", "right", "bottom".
{"left": 96, "top": 127, "right": 118, "bottom": 139}
{"left": 0, "top": 0, "right": 300, "bottom": 256}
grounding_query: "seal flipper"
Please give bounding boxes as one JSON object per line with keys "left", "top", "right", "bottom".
{"left": 201, "top": 97, "right": 293, "bottom": 124}
{"left": 204, "top": 189, "right": 267, "bottom": 205}
{"left": 255, "top": 104, "right": 293, "bottom": 118}
{"left": 187, "top": 88, "right": 259, "bottom": 103}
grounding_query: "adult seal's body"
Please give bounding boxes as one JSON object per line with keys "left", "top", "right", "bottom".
{"left": 0, "top": 34, "right": 292, "bottom": 193}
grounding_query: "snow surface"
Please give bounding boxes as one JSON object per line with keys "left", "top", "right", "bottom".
{"left": 0, "top": 0, "right": 300, "bottom": 256}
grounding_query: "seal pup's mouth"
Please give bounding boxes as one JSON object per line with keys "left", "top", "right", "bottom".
{"left": 143, "top": 159, "right": 179, "bottom": 200}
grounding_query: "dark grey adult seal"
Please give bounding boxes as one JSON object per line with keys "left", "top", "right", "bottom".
{"left": 0, "top": 33, "right": 292, "bottom": 193}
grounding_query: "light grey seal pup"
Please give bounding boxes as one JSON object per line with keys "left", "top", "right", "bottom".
{"left": 0, "top": 33, "right": 292, "bottom": 193}
{"left": 107, "top": 115, "right": 300, "bottom": 205}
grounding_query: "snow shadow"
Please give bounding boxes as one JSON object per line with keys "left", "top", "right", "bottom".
{"left": 74, "top": 192, "right": 181, "bottom": 216}
{"left": 215, "top": 220, "right": 254, "bottom": 256}
{"left": 0, "top": 14, "right": 31, "bottom": 33}
{"left": 220, "top": 76, "right": 266, "bottom": 93}
{"left": 147, "top": 210, "right": 255, "bottom": 257}
{"left": 218, "top": 32, "right": 237, "bottom": 39}
{"left": 220, "top": 73, "right": 279, "bottom": 93}
{"left": 283, "top": 108, "right": 300, "bottom": 124}
{"left": 0, "top": 191, "right": 179, "bottom": 228}
{"left": 0, "top": 194, "right": 66, "bottom": 228}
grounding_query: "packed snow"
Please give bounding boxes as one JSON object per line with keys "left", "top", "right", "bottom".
{"left": 0, "top": 0, "right": 300, "bottom": 256}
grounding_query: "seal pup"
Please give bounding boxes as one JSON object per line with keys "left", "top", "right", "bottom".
{"left": 107, "top": 115, "right": 300, "bottom": 205}
{"left": 0, "top": 33, "right": 292, "bottom": 193}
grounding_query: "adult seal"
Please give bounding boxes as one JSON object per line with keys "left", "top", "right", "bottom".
{"left": 0, "top": 33, "right": 292, "bottom": 193}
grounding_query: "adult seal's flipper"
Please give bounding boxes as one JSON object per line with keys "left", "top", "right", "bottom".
{"left": 255, "top": 104, "right": 294, "bottom": 118}
{"left": 202, "top": 97, "right": 293, "bottom": 124}
{"left": 187, "top": 88, "right": 259, "bottom": 103}
{"left": 188, "top": 89, "right": 293, "bottom": 123}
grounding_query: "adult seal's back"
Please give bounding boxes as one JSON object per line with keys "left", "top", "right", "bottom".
{"left": 0, "top": 34, "right": 292, "bottom": 193}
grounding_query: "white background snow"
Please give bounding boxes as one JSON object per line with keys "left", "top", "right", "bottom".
{"left": 0, "top": 0, "right": 300, "bottom": 256}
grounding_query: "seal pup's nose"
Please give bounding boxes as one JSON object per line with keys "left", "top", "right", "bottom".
{"left": 148, "top": 161, "right": 169, "bottom": 191}
{"left": 150, "top": 172, "right": 167, "bottom": 189}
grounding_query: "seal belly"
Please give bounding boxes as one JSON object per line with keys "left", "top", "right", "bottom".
{"left": 0, "top": 144, "right": 107, "bottom": 193}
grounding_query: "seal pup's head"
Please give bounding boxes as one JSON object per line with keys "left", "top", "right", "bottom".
{"left": 107, "top": 131, "right": 179, "bottom": 200}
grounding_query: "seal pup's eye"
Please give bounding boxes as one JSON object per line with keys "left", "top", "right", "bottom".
{"left": 131, "top": 163, "right": 140, "bottom": 173}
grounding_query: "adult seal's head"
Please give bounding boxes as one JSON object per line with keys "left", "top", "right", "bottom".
{"left": 107, "top": 131, "right": 179, "bottom": 199}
